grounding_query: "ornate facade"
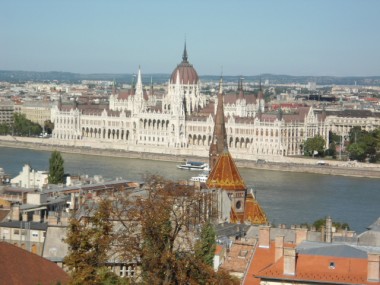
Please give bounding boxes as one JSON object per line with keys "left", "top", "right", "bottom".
{"left": 51, "top": 46, "right": 380, "bottom": 162}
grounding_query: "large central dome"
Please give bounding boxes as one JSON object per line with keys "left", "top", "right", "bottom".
{"left": 170, "top": 44, "right": 199, "bottom": 85}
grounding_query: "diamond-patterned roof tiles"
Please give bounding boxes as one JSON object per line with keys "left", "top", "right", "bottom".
{"left": 206, "top": 149, "right": 246, "bottom": 191}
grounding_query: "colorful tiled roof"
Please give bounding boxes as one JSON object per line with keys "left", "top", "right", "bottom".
{"left": 206, "top": 149, "right": 246, "bottom": 191}
{"left": 244, "top": 191, "right": 268, "bottom": 225}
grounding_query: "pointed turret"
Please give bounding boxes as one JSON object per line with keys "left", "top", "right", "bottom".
{"left": 182, "top": 41, "right": 188, "bottom": 63}
{"left": 133, "top": 67, "right": 145, "bottom": 114}
{"left": 58, "top": 93, "right": 62, "bottom": 111}
{"left": 112, "top": 79, "right": 116, "bottom": 95}
{"left": 209, "top": 77, "right": 228, "bottom": 170}
{"left": 277, "top": 107, "right": 283, "bottom": 121}
{"left": 237, "top": 77, "right": 245, "bottom": 100}
{"left": 150, "top": 77, "right": 154, "bottom": 96}
{"left": 257, "top": 78, "right": 265, "bottom": 114}
{"left": 135, "top": 67, "right": 143, "bottom": 96}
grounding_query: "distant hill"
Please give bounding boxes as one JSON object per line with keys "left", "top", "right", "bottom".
{"left": 1, "top": 70, "right": 380, "bottom": 86}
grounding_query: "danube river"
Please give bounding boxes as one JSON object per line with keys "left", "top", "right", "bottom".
{"left": 0, "top": 147, "right": 379, "bottom": 233}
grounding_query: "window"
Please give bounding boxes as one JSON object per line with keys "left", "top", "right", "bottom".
{"left": 329, "top": 261, "right": 335, "bottom": 269}
{"left": 236, "top": 201, "right": 242, "bottom": 209}
{"left": 120, "top": 265, "right": 135, "bottom": 278}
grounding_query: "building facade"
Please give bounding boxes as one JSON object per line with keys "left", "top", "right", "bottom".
{"left": 50, "top": 46, "right": 380, "bottom": 162}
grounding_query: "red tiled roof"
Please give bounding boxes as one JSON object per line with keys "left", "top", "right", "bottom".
{"left": 215, "top": 244, "right": 224, "bottom": 256}
{"left": 0, "top": 242, "right": 69, "bottom": 285}
{"left": 244, "top": 241, "right": 376, "bottom": 285}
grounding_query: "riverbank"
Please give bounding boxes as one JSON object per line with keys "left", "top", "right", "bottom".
{"left": 1, "top": 136, "right": 380, "bottom": 179}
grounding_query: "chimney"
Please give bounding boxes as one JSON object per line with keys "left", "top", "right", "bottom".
{"left": 295, "top": 228, "right": 308, "bottom": 245}
{"left": 326, "top": 216, "right": 332, "bottom": 243}
{"left": 32, "top": 210, "right": 41, "bottom": 222}
{"left": 22, "top": 212, "right": 28, "bottom": 222}
{"left": 283, "top": 247, "right": 296, "bottom": 276}
{"left": 11, "top": 204, "right": 20, "bottom": 221}
{"left": 367, "top": 253, "right": 380, "bottom": 282}
{"left": 47, "top": 213, "right": 58, "bottom": 225}
{"left": 275, "top": 235, "right": 284, "bottom": 262}
{"left": 259, "top": 225, "right": 271, "bottom": 248}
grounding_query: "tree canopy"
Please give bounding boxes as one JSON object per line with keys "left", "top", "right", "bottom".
{"left": 303, "top": 135, "right": 326, "bottom": 157}
{"left": 48, "top": 150, "right": 65, "bottom": 184}
{"left": 347, "top": 127, "right": 380, "bottom": 162}
{"left": 12, "top": 113, "right": 42, "bottom": 136}
{"left": 64, "top": 199, "right": 116, "bottom": 285}
{"left": 64, "top": 175, "right": 239, "bottom": 285}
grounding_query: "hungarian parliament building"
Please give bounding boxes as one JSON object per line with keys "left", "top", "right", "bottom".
{"left": 51, "top": 46, "right": 380, "bottom": 162}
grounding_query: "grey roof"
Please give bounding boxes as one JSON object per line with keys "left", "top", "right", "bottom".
{"left": 297, "top": 241, "right": 380, "bottom": 258}
{"left": 245, "top": 226, "right": 322, "bottom": 243}
{"left": 0, "top": 221, "right": 48, "bottom": 231}
{"left": 215, "top": 223, "right": 251, "bottom": 239}
{"left": 367, "top": 217, "right": 380, "bottom": 231}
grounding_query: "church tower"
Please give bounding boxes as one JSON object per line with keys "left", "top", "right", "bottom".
{"left": 207, "top": 77, "right": 268, "bottom": 225}
{"left": 209, "top": 77, "right": 227, "bottom": 170}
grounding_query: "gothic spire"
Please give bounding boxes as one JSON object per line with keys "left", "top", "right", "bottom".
{"left": 238, "top": 77, "right": 244, "bottom": 100}
{"left": 209, "top": 77, "right": 228, "bottom": 170}
{"left": 182, "top": 41, "right": 188, "bottom": 62}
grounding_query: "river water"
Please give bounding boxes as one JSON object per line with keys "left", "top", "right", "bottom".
{"left": 0, "top": 147, "right": 379, "bottom": 233}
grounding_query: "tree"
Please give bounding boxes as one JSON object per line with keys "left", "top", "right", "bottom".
{"left": 303, "top": 135, "right": 326, "bottom": 157}
{"left": 195, "top": 222, "right": 216, "bottom": 267}
{"left": 12, "top": 113, "right": 42, "bottom": 136}
{"left": 346, "top": 127, "right": 380, "bottom": 162}
{"left": 48, "top": 150, "right": 65, "bottom": 184}
{"left": 44, "top": 120, "right": 54, "bottom": 134}
{"left": 110, "top": 175, "right": 239, "bottom": 285}
{"left": 64, "top": 175, "right": 239, "bottom": 285}
{"left": 0, "top": 123, "right": 10, "bottom": 135}
{"left": 312, "top": 217, "right": 350, "bottom": 231}
{"left": 64, "top": 199, "right": 114, "bottom": 285}
{"left": 325, "top": 142, "right": 337, "bottom": 158}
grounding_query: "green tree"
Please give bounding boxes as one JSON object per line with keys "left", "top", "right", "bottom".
{"left": 312, "top": 217, "right": 350, "bottom": 231}
{"left": 64, "top": 199, "right": 114, "bottom": 285}
{"left": 0, "top": 123, "right": 10, "bottom": 135}
{"left": 346, "top": 127, "right": 380, "bottom": 162}
{"left": 325, "top": 142, "right": 337, "bottom": 158}
{"left": 195, "top": 222, "right": 216, "bottom": 267}
{"left": 44, "top": 120, "right": 54, "bottom": 134}
{"left": 303, "top": 135, "right": 326, "bottom": 157}
{"left": 328, "top": 131, "right": 340, "bottom": 144}
{"left": 12, "top": 113, "right": 42, "bottom": 136}
{"left": 48, "top": 150, "right": 65, "bottom": 184}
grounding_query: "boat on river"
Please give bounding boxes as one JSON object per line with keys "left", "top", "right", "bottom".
{"left": 177, "top": 160, "right": 210, "bottom": 171}
{"left": 190, "top": 172, "right": 209, "bottom": 183}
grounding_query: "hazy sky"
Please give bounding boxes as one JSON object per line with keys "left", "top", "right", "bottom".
{"left": 1, "top": 0, "right": 380, "bottom": 76}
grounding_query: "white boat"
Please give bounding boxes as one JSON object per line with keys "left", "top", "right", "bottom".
{"left": 190, "top": 172, "right": 209, "bottom": 183}
{"left": 177, "top": 160, "right": 210, "bottom": 171}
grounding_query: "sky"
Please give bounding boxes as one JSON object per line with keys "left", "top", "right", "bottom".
{"left": 1, "top": 0, "right": 380, "bottom": 76}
